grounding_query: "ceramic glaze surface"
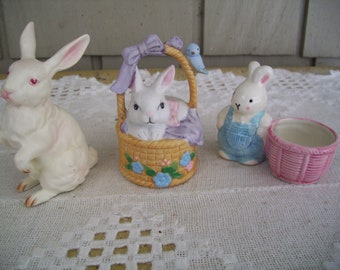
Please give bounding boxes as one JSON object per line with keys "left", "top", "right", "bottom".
{"left": 217, "top": 61, "right": 273, "bottom": 165}
{"left": 218, "top": 107, "right": 266, "bottom": 164}
{"left": 274, "top": 119, "right": 336, "bottom": 147}
{"left": 265, "top": 118, "right": 339, "bottom": 184}
{"left": 0, "top": 22, "right": 97, "bottom": 207}
{"left": 126, "top": 65, "right": 189, "bottom": 141}
{"left": 185, "top": 43, "right": 208, "bottom": 75}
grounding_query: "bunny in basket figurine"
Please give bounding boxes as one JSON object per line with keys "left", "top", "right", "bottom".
{"left": 217, "top": 61, "right": 273, "bottom": 165}
{"left": 0, "top": 22, "right": 98, "bottom": 207}
{"left": 125, "top": 65, "right": 189, "bottom": 141}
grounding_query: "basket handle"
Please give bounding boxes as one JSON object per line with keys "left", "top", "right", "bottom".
{"left": 116, "top": 44, "right": 197, "bottom": 126}
{"left": 164, "top": 45, "right": 197, "bottom": 109}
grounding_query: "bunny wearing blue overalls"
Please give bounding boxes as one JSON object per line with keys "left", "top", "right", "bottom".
{"left": 218, "top": 107, "right": 266, "bottom": 164}
{"left": 217, "top": 61, "right": 273, "bottom": 165}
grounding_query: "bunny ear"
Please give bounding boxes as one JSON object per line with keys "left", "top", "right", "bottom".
{"left": 153, "top": 65, "right": 175, "bottom": 93}
{"left": 247, "top": 61, "right": 260, "bottom": 78}
{"left": 44, "top": 34, "right": 90, "bottom": 76}
{"left": 20, "top": 22, "right": 36, "bottom": 59}
{"left": 130, "top": 67, "right": 144, "bottom": 93}
{"left": 251, "top": 66, "right": 273, "bottom": 86}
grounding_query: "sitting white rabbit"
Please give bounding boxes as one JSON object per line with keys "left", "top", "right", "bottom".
{"left": 217, "top": 61, "right": 273, "bottom": 165}
{"left": 126, "top": 65, "right": 189, "bottom": 140}
{"left": 0, "top": 22, "right": 98, "bottom": 207}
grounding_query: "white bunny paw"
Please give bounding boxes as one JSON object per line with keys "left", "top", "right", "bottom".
{"left": 137, "top": 130, "right": 149, "bottom": 140}
{"left": 218, "top": 150, "right": 231, "bottom": 160}
{"left": 242, "top": 159, "right": 261, "bottom": 166}
{"left": 17, "top": 176, "right": 39, "bottom": 192}
{"left": 14, "top": 152, "right": 33, "bottom": 174}
{"left": 150, "top": 131, "right": 164, "bottom": 140}
{"left": 25, "top": 189, "right": 58, "bottom": 207}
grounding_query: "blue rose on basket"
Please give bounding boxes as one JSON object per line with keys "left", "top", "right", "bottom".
{"left": 154, "top": 172, "right": 172, "bottom": 188}
{"left": 180, "top": 151, "right": 191, "bottom": 167}
{"left": 180, "top": 151, "right": 195, "bottom": 171}
{"left": 131, "top": 161, "right": 143, "bottom": 174}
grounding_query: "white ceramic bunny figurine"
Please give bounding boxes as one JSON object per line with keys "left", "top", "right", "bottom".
{"left": 126, "top": 65, "right": 188, "bottom": 140}
{"left": 0, "top": 22, "right": 98, "bottom": 207}
{"left": 217, "top": 61, "right": 273, "bottom": 165}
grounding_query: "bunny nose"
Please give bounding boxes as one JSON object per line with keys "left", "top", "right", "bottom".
{"left": 1, "top": 90, "right": 11, "bottom": 100}
{"left": 235, "top": 103, "right": 241, "bottom": 110}
{"left": 147, "top": 111, "right": 155, "bottom": 117}
{"left": 148, "top": 117, "right": 155, "bottom": 124}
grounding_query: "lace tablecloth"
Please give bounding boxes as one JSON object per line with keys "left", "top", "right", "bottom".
{"left": 0, "top": 69, "right": 339, "bottom": 270}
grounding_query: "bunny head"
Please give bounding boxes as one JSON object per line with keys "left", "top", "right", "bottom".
{"left": 231, "top": 61, "right": 273, "bottom": 116}
{"left": 1, "top": 22, "right": 89, "bottom": 107}
{"left": 127, "top": 65, "right": 175, "bottom": 127}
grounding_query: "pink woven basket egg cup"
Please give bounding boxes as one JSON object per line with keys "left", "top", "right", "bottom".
{"left": 265, "top": 118, "right": 339, "bottom": 184}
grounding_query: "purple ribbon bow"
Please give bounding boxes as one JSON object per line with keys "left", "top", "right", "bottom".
{"left": 110, "top": 34, "right": 183, "bottom": 94}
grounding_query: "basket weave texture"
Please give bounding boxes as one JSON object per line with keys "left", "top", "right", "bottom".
{"left": 116, "top": 45, "right": 198, "bottom": 188}
{"left": 265, "top": 119, "right": 339, "bottom": 184}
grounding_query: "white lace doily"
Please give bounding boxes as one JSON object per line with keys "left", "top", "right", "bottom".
{"left": 0, "top": 69, "right": 339, "bottom": 269}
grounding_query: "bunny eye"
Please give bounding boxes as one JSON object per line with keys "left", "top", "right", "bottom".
{"left": 29, "top": 78, "right": 39, "bottom": 85}
{"left": 158, "top": 102, "right": 165, "bottom": 110}
{"left": 133, "top": 103, "right": 139, "bottom": 110}
{"left": 249, "top": 99, "right": 253, "bottom": 103}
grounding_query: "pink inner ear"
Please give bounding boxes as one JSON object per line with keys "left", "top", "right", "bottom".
{"left": 261, "top": 75, "right": 269, "bottom": 84}
{"left": 162, "top": 67, "right": 175, "bottom": 86}
{"left": 62, "top": 43, "right": 82, "bottom": 67}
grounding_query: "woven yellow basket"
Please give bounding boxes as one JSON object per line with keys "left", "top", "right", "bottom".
{"left": 116, "top": 45, "right": 198, "bottom": 188}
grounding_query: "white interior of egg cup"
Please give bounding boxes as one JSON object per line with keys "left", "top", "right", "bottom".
{"left": 273, "top": 118, "right": 338, "bottom": 149}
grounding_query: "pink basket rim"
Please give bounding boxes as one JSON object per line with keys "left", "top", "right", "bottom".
{"left": 267, "top": 117, "right": 339, "bottom": 155}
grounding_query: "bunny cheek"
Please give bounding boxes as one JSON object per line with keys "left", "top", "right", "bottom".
{"left": 14, "top": 87, "right": 48, "bottom": 107}
{"left": 127, "top": 110, "right": 143, "bottom": 125}
{"left": 8, "top": 93, "right": 28, "bottom": 106}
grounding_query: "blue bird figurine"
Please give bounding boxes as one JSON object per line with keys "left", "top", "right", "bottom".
{"left": 185, "top": 43, "right": 208, "bottom": 74}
